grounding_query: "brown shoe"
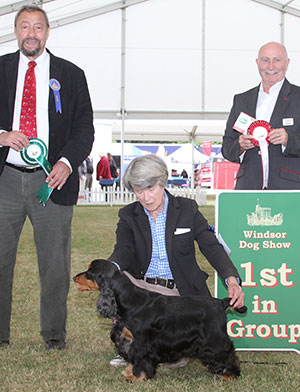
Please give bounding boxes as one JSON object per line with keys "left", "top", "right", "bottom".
{"left": 45, "top": 340, "right": 66, "bottom": 351}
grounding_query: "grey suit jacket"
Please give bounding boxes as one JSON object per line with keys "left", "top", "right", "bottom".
{"left": 0, "top": 49, "right": 94, "bottom": 205}
{"left": 222, "top": 79, "right": 300, "bottom": 189}
{"left": 108, "top": 191, "right": 240, "bottom": 296}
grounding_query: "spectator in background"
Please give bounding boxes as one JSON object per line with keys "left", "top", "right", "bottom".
{"left": 194, "top": 169, "right": 200, "bottom": 187}
{"left": 171, "top": 169, "right": 179, "bottom": 177}
{"left": 78, "top": 160, "right": 87, "bottom": 193}
{"left": 97, "top": 153, "right": 112, "bottom": 200}
{"left": 96, "top": 153, "right": 112, "bottom": 181}
{"left": 181, "top": 169, "right": 188, "bottom": 178}
{"left": 107, "top": 152, "right": 118, "bottom": 179}
{"left": 85, "top": 155, "right": 93, "bottom": 192}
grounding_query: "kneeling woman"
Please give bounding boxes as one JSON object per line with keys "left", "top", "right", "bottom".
{"left": 108, "top": 154, "right": 244, "bottom": 367}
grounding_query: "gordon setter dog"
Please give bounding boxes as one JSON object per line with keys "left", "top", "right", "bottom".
{"left": 73, "top": 259, "right": 246, "bottom": 382}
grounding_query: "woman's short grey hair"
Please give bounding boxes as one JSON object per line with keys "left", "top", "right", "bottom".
{"left": 123, "top": 155, "right": 168, "bottom": 191}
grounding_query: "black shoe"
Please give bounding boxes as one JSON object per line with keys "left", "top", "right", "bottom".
{"left": 45, "top": 340, "right": 66, "bottom": 351}
{"left": 0, "top": 340, "right": 9, "bottom": 347}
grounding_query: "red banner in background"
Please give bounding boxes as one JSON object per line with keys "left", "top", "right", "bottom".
{"left": 202, "top": 141, "right": 212, "bottom": 156}
{"left": 213, "top": 162, "right": 240, "bottom": 189}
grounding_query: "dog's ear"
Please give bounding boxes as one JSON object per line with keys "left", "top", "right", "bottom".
{"left": 96, "top": 283, "right": 118, "bottom": 319}
{"left": 89, "top": 259, "right": 118, "bottom": 283}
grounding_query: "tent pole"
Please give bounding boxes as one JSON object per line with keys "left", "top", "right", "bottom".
{"left": 120, "top": 6, "right": 126, "bottom": 189}
{"left": 280, "top": 9, "right": 285, "bottom": 44}
{"left": 191, "top": 126, "right": 198, "bottom": 195}
{"left": 201, "top": 0, "right": 206, "bottom": 114}
{"left": 191, "top": 135, "right": 195, "bottom": 195}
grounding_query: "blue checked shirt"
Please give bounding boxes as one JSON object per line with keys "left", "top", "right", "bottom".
{"left": 144, "top": 192, "right": 174, "bottom": 279}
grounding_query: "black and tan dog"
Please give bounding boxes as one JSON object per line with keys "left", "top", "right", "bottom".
{"left": 73, "top": 259, "right": 247, "bottom": 382}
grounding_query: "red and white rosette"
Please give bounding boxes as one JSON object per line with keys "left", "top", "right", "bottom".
{"left": 247, "top": 120, "right": 273, "bottom": 189}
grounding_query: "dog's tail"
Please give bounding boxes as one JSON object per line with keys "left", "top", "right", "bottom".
{"left": 222, "top": 297, "right": 247, "bottom": 314}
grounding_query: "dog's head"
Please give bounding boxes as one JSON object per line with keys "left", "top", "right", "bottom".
{"left": 74, "top": 259, "right": 119, "bottom": 319}
{"left": 73, "top": 259, "right": 118, "bottom": 292}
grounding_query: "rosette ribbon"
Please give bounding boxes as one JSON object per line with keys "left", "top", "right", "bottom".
{"left": 247, "top": 120, "right": 272, "bottom": 189}
{"left": 49, "top": 79, "right": 62, "bottom": 113}
{"left": 20, "top": 138, "right": 53, "bottom": 206}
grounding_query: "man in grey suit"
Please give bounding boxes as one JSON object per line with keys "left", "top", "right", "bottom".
{"left": 222, "top": 42, "right": 300, "bottom": 189}
{"left": 0, "top": 5, "right": 94, "bottom": 349}
{"left": 108, "top": 154, "right": 244, "bottom": 367}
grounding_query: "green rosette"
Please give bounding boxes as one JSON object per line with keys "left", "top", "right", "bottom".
{"left": 20, "top": 138, "right": 53, "bottom": 206}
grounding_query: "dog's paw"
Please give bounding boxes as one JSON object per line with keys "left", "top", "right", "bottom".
{"left": 218, "top": 373, "right": 236, "bottom": 381}
{"left": 121, "top": 365, "right": 147, "bottom": 382}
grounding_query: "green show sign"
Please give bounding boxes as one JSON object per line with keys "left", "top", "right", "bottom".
{"left": 216, "top": 191, "right": 300, "bottom": 353}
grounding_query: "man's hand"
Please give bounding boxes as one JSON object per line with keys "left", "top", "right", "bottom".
{"left": 0, "top": 131, "right": 29, "bottom": 151}
{"left": 226, "top": 276, "right": 244, "bottom": 309}
{"left": 46, "top": 161, "right": 71, "bottom": 191}
{"left": 239, "top": 134, "right": 255, "bottom": 154}
{"left": 269, "top": 128, "right": 288, "bottom": 146}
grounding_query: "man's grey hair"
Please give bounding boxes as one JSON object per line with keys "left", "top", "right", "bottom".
{"left": 14, "top": 5, "right": 50, "bottom": 28}
{"left": 123, "top": 155, "right": 169, "bottom": 191}
{"left": 257, "top": 41, "right": 288, "bottom": 60}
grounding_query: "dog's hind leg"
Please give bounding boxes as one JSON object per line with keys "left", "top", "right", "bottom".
{"left": 218, "top": 347, "right": 241, "bottom": 381}
{"left": 201, "top": 344, "right": 241, "bottom": 380}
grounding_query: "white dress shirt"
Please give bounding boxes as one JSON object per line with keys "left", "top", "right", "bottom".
{"left": 3, "top": 50, "right": 72, "bottom": 171}
{"left": 256, "top": 78, "right": 284, "bottom": 122}
{"left": 7, "top": 51, "right": 50, "bottom": 166}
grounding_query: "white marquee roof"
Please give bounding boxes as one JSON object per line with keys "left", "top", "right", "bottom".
{"left": 1, "top": 0, "right": 300, "bottom": 142}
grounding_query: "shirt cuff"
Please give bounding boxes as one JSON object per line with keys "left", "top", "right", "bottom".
{"left": 225, "top": 277, "right": 241, "bottom": 286}
{"left": 0, "top": 130, "right": 7, "bottom": 147}
{"left": 59, "top": 157, "right": 73, "bottom": 173}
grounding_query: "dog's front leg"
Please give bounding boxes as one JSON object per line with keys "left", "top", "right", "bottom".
{"left": 121, "top": 364, "right": 148, "bottom": 382}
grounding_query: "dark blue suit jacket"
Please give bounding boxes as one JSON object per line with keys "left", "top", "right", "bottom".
{"left": 0, "top": 49, "right": 94, "bottom": 205}
{"left": 222, "top": 79, "right": 300, "bottom": 189}
{"left": 109, "top": 191, "right": 241, "bottom": 296}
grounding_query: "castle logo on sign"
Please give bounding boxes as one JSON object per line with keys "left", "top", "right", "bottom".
{"left": 247, "top": 201, "right": 283, "bottom": 226}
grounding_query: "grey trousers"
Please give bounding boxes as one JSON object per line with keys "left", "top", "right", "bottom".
{"left": 0, "top": 165, "right": 73, "bottom": 342}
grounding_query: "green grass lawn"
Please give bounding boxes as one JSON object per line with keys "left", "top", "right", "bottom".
{"left": 0, "top": 205, "right": 299, "bottom": 392}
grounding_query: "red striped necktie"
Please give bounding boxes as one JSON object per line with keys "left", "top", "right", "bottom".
{"left": 19, "top": 60, "right": 37, "bottom": 139}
